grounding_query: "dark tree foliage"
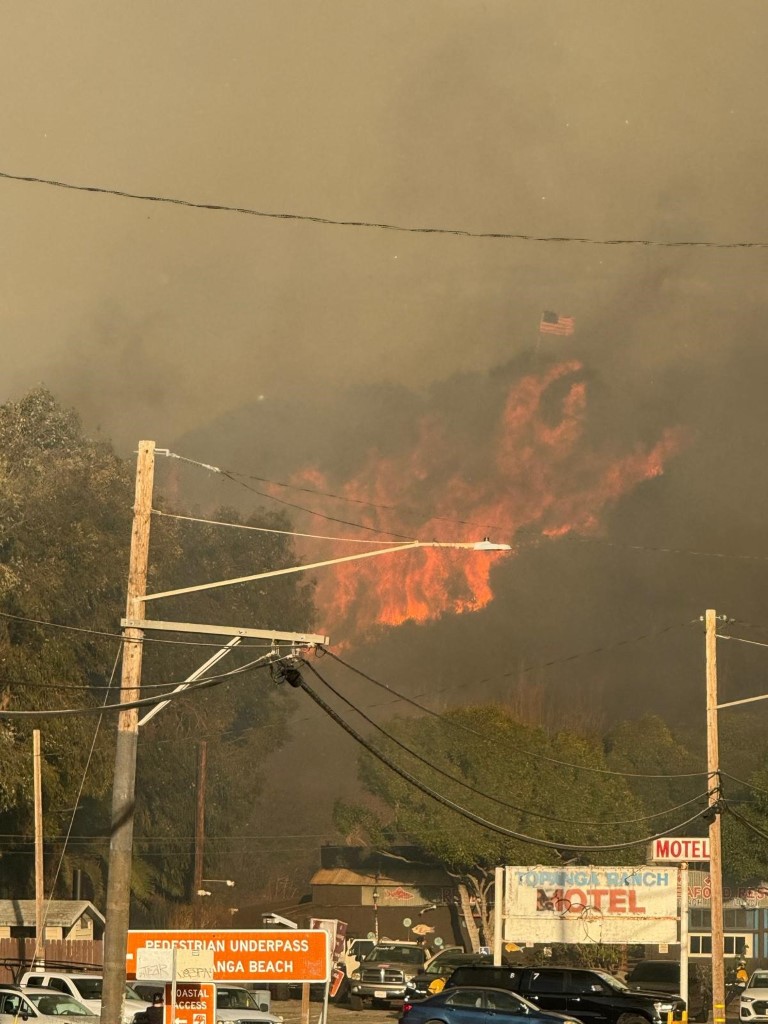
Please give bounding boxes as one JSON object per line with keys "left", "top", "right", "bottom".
{"left": 0, "top": 388, "right": 315, "bottom": 914}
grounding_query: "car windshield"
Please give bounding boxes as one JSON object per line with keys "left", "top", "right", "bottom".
{"left": 749, "top": 974, "right": 768, "bottom": 989}
{"left": 593, "top": 971, "right": 630, "bottom": 992}
{"left": 365, "top": 946, "right": 426, "bottom": 965}
{"left": 26, "top": 993, "right": 94, "bottom": 1016}
{"left": 217, "top": 990, "right": 259, "bottom": 1010}
{"left": 71, "top": 980, "right": 103, "bottom": 1001}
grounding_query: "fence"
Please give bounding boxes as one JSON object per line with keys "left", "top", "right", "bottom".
{"left": 0, "top": 938, "right": 103, "bottom": 984}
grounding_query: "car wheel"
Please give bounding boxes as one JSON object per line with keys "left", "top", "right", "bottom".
{"left": 349, "top": 995, "right": 364, "bottom": 1011}
{"left": 617, "top": 1014, "right": 649, "bottom": 1024}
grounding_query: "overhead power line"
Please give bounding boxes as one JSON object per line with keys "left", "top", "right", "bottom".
{"left": 0, "top": 651, "right": 283, "bottom": 717}
{"left": 303, "top": 660, "right": 713, "bottom": 827}
{"left": 298, "top": 668, "right": 710, "bottom": 852}
{"left": 152, "top": 508, "right": 401, "bottom": 545}
{"left": 2, "top": 168, "right": 768, "bottom": 249}
{"left": 323, "top": 648, "right": 708, "bottom": 780}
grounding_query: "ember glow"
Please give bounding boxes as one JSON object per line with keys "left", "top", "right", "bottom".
{"left": 292, "top": 361, "right": 685, "bottom": 643}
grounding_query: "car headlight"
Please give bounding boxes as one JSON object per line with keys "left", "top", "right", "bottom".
{"left": 654, "top": 1002, "right": 675, "bottom": 1013}
{"left": 351, "top": 970, "right": 361, "bottom": 980}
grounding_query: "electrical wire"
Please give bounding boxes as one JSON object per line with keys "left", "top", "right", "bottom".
{"left": 0, "top": 650, "right": 285, "bottom": 717}
{"left": 152, "top": 508, "right": 405, "bottom": 545}
{"left": 302, "top": 660, "right": 714, "bottom": 827}
{"left": 717, "top": 633, "right": 768, "bottom": 650}
{"left": 297, "top": 669, "right": 711, "bottom": 851}
{"left": 156, "top": 450, "right": 410, "bottom": 539}
{"left": 3, "top": 168, "right": 768, "bottom": 249}
{"left": 33, "top": 644, "right": 122, "bottom": 962}
{"left": 0, "top": 609, "right": 290, "bottom": 651}
{"left": 725, "top": 803, "right": 768, "bottom": 844}
{"left": 322, "top": 648, "right": 709, "bottom": 780}
{"left": 720, "top": 771, "right": 768, "bottom": 799}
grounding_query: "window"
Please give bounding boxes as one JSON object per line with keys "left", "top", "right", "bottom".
{"left": 48, "top": 979, "right": 70, "bottom": 994}
{"left": 690, "top": 934, "right": 749, "bottom": 956}
{"left": 445, "top": 990, "right": 484, "bottom": 1008}
{"left": 529, "top": 971, "right": 567, "bottom": 994}
{"left": 569, "top": 973, "right": 606, "bottom": 995}
{"left": 485, "top": 991, "right": 525, "bottom": 1013}
{"left": 25, "top": 978, "right": 45, "bottom": 988}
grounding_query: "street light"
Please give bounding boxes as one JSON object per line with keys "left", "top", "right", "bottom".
{"left": 141, "top": 538, "right": 512, "bottom": 604}
{"left": 102, "top": 442, "right": 510, "bottom": 1024}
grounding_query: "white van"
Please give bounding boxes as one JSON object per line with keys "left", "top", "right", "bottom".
{"left": 20, "top": 972, "right": 150, "bottom": 1024}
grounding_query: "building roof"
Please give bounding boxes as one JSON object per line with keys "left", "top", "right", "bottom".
{"left": 311, "top": 865, "right": 451, "bottom": 887}
{"left": 0, "top": 900, "right": 105, "bottom": 928}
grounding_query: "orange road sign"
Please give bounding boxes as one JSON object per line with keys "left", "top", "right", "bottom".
{"left": 127, "top": 930, "right": 329, "bottom": 984}
{"left": 164, "top": 983, "right": 214, "bottom": 1024}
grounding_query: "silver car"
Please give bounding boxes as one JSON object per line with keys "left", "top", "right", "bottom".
{"left": 0, "top": 988, "right": 98, "bottom": 1024}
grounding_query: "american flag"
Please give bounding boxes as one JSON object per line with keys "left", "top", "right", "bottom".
{"left": 539, "top": 311, "right": 575, "bottom": 336}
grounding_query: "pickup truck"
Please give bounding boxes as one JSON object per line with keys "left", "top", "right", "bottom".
{"left": 349, "top": 942, "right": 430, "bottom": 1010}
{"left": 443, "top": 964, "right": 686, "bottom": 1024}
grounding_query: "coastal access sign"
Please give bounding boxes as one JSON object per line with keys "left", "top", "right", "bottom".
{"left": 503, "top": 865, "right": 678, "bottom": 944}
{"left": 127, "top": 930, "right": 329, "bottom": 984}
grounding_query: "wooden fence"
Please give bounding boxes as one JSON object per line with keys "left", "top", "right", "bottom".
{"left": 0, "top": 938, "right": 103, "bottom": 984}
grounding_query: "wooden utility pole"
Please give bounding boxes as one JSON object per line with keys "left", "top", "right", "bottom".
{"left": 33, "top": 729, "right": 44, "bottom": 958}
{"left": 101, "top": 441, "right": 155, "bottom": 1024}
{"left": 193, "top": 740, "right": 207, "bottom": 927}
{"left": 705, "top": 609, "right": 725, "bottom": 1024}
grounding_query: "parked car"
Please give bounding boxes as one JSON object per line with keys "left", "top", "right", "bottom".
{"left": 400, "top": 985, "right": 580, "bottom": 1024}
{"left": 444, "top": 964, "right": 685, "bottom": 1024}
{"left": 406, "top": 954, "right": 496, "bottom": 1000}
{"left": 349, "top": 941, "right": 430, "bottom": 1010}
{"left": 0, "top": 987, "right": 98, "bottom": 1024}
{"left": 740, "top": 969, "right": 768, "bottom": 1022}
{"left": 625, "top": 960, "right": 707, "bottom": 1022}
{"left": 20, "top": 972, "right": 150, "bottom": 1024}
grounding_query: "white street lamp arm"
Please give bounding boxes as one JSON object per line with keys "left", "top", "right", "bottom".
{"left": 143, "top": 538, "right": 511, "bottom": 603}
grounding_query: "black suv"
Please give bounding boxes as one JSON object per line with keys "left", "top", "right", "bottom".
{"left": 625, "top": 961, "right": 707, "bottom": 1022}
{"left": 445, "top": 964, "right": 686, "bottom": 1024}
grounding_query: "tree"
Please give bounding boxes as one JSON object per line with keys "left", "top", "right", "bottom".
{"left": 0, "top": 388, "right": 316, "bottom": 912}
{"left": 337, "top": 704, "right": 648, "bottom": 945}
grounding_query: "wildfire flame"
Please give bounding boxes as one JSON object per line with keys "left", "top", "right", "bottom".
{"left": 289, "top": 361, "right": 685, "bottom": 643}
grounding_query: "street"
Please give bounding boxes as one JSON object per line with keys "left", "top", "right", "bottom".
{"left": 277, "top": 999, "right": 398, "bottom": 1024}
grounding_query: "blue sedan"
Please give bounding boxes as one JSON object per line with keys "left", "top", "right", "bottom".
{"left": 400, "top": 987, "right": 583, "bottom": 1024}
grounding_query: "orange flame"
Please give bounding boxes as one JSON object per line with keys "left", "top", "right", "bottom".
{"left": 289, "top": 361, "right": 686, "bottom": 643}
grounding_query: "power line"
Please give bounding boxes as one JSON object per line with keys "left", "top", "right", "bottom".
{"left": 720, "top": 771, "right": 768, "bottom": 799}
{"left": 0, "top": 651, "right": 284, "bottom": 717}
{"left": 152, "top": 508, "right": 401, "bottom": 545}
{"left": 323, "top": 647, "right": 708, "bottom": 780}
{"left": 157, "top": 450, "right": 409, "bottom": 539}
{"left": 303, "top": 660, "right": 714, "bottom": 827}
{"left": 297, "top": 668, "right": 711, "bottom": 852}
{"left": 3, "top": 168, "right": 768, "bottom": 249}
{"left": 725, "top": 803, "right": 768, "bottom": 844}
{"left": 0, "top": 609, "right": 285, "bottom": 651}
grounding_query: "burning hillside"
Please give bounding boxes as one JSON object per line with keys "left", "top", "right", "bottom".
{"left": 287, "top": 360, "right": 685, "bottom": 643}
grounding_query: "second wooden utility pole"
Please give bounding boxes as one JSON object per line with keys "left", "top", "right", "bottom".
{"left": 101, "top": 441, "right": 156, "bottom": 1024}
{"left": 33, "top": 729, "right": 44, "bottom": 958}
{"left": 193, "top": 740, "right": 207, "bottom": 927}
{"left": 705, "top": 609, "right": 725, "bottom": 1024}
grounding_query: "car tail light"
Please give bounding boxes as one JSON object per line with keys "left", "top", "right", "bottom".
{"left": 402, "top": 1002, "right": 413, "bottom": 1015}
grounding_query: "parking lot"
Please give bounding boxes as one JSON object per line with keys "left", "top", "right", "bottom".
{"left": 277, "top": 998, "right": 398, "bottom": 1024}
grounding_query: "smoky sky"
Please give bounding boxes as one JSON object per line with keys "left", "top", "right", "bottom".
{"left": 3, "top": 1, "right": 768, "bottom": 845}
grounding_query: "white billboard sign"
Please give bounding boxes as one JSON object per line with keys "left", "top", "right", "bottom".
{"left": 504, "top": 865, "right": 678, "bottom": 944}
